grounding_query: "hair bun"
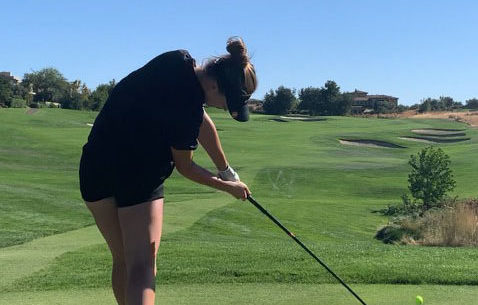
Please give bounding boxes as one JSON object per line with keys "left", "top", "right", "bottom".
{"left": 226, "top": 36, "right": 247, "bottom": 64}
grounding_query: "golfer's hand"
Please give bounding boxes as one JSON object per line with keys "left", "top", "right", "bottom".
{"left": 218, "top": 165, "right": 240, "bottom": 182}
{"left": 225, "top": 181, "right": 250, "bottom": 200}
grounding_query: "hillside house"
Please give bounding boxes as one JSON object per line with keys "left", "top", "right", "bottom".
{"left": 351, "top": 90, "right": 398, "bottom": 113}
{"left": 0, "top": 72, "right": 21, "bottom": 83}
{"left": 247, "top": 99, "right": 264, "bottom": 113}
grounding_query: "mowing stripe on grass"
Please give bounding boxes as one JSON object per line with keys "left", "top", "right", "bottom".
{"left": 0, "top": 196, "right": 232, "bottom": 290}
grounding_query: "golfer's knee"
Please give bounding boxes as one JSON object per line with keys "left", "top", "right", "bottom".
{"left": 126, "top": 260, "right": 153, "bottom": 281}
{"left": 125, "top": 242, "right": 159, "bottom": 280}
{"left": 108, "top": 243, "right": 126, "bottom": 263}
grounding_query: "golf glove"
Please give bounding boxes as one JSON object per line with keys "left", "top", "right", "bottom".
{"left": 218, "top": 165, "right": 240, "bottom": 182}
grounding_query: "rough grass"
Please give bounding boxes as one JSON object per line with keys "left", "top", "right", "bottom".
{"left": 376, "top": 199, "right": 478, "bottom": 247}
{"left": 413, "top": 199, "right": 478, "bottom": 247}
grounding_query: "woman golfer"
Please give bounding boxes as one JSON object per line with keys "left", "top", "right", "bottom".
{"left": 79, "top": 37, "right": 257, "bottom": 305}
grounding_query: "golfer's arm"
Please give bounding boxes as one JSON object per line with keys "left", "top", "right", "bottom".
{"left": 171, "top": 147, "right": 230, "bottom": 192}
{"left": 198, "top": 111, "right": 228, "bottom": 171}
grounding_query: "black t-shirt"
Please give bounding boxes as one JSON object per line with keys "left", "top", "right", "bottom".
{"left": 84, "top": 50, "right": 205, "bottom": 180}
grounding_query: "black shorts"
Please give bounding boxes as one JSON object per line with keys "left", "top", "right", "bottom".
{"left": 79, "top": 146, "right": 167, "bottom": 208}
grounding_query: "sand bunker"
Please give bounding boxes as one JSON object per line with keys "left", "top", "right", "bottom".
{"left": 400, "top": 137, "right": 435, "bottom": 143}
{"left": 270, "top": 118, "right": 289, "bottom": 122}
{"left": 86, "top": 123, "right": 93, "bottom": 127}
{"left": 339, "top": 139, "right": 406, "bottom": 148}
{"left": 411, "top": 129, "right": 466, "bottom": 136}
{"left": 400, "top": 136, "right": 470, "bottom": 143}
{"left": 279, "top": 116, "right": 325, "bottom": 122}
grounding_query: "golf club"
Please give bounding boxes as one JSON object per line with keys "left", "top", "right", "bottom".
{"left": 247, "top": 195, "right": 368, "bottom": 305}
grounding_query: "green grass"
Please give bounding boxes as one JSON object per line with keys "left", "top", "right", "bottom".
{"left": 1, "top": 108, "right": 478, "bottom": 303}
{"left": 1, "top": 284, "right": 478, "bottom": 305}
{"left": 0, "top": 108, "right": 97, "bottom": 247}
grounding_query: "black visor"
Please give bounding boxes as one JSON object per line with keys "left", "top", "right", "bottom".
{"left": 216, "top": 60, "right": 252, "bottom": 122}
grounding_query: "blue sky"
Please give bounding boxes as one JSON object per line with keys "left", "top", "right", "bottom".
{"left": 2, "top": 0, "right": 477, "bottom": 105}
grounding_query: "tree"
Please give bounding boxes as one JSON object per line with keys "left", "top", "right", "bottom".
{"left": 0, "top": 75, "right": 27, "bottom": 107}
{"left": 13, "top": 82, "right": 29, "bottom": 101}
{"left": 89, "top": 80, "right": 116, "bottom": 111}
{"left": 323, "top": 80, "right": 340, "bottom": 101}
{"left": 438, "top": 96, "right": 454, "bottom": 110}
{"left": 418, "top": 96, "right": 460, "bottom": 113}
{"left": 298, "top": 87, "right": 322, "bottom": 115}
{"left": 396, "top": 104, "right": 409, "bottom": 113}
{"left": 466, "top": 98, "right": 478, "bottom": 110}
{"left": 452, "top": 101, "right": 463, "bottom": 109}
{"left": 408, "top": 146, "right": 456, "bottom": 211}
{"left": 298, "top": 81, "right": 343, "bottom": 116}
{"left": 418, "top": 98, "right": 433, "bottom": 113}
{"left": 333, "top": 93, "right": 352, "bottom": 115}
{"left": 262, "top": 86, "right": 296, "bottom": 115}
{"left": 322, "top": 81, "right": 342, "bottom": 115}
{"left": 374, "top": 100, "right": 396, "bottom": 114}
{"left": 60, "top": 80, "right": 91, "bottom": 110}
{"left": 0, "top": 74, "right": 14, "bottom": 106}
{"left": 23, "top": 68, "right": 70, "bottom": 103}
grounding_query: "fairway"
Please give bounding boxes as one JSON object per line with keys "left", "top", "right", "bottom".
{"left": 2, "top": 284, "right": 478, "bottom": 305}
{"left": 1, "top": 108, "right": 478, "bottom": 304}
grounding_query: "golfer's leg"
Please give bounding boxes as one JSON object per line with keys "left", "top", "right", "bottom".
{"left": 85, "top": 197, "right": 127, "bottom": 305}
{"left": 118, "top": 199, "right": 163, "bottom": 305}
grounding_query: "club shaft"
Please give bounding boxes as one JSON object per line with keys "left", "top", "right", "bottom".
{"left": 247, "top": 195, "right": 368, "bottom": 305}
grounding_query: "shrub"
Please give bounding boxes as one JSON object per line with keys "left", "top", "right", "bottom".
{"left": 375, "top": 223, "right": 422, "bottom": 244}
{"left": 376, "top": 194, "right": 421, "bottom": 218}
{"left": 408, "top": 146, "right": 456, "bottom": 211}
{"left": 10, "top": 98, "right": 27, "bottom": 108}
{"left": 29, "top": 102, "right": 49, "bottom": 108}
